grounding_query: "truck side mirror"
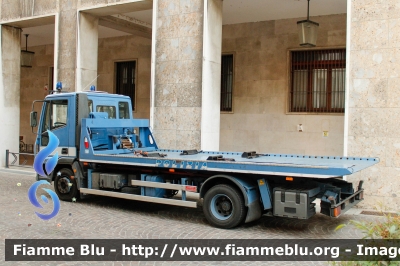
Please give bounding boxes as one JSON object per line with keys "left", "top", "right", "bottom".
{"left": 30, "top": 111, "right": 37, "bottom": 127}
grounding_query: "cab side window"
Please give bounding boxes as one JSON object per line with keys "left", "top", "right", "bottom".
{"left": 51, "top": 100, "right": 68, "bottom": 129}
{"left": 88, "top": 100, "right": 93, "bottom": 113}
{"left": 96, "top": 105, "right": 116, "bottom": 119}
{"left": 41, "top": 99, "right": 68, "bottom": 146}
{"left": 41, "top": 100, "right": 68, "bottom": 131}
{"left": 118, "top": 102, "right": 130, "bottom": 119}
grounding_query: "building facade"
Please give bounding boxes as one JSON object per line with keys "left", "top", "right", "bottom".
{"left": 0, "top": 0, "right": 398, "bottom": 209}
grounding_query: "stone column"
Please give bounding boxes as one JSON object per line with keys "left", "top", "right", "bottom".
{"left": 76, "top": 12, "right": 99, "bottom": 91}
{"left": 56, "top": 1, "right": 78, "bottom": 91}
{"left": 151, "top": 0, "right": 222, "bottom": 150}
{"left": 345, "top": 0, "right": 400, "bottom": 209}
{"left": 0, "top": 26, "right": 21, "bottom": 167}
{"left": 201, "top": 0, "right": 222, "bottom": 151}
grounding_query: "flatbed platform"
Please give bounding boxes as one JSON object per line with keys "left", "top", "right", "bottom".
{"left": 82, "top": 149, "right": 379, "bottom": 179}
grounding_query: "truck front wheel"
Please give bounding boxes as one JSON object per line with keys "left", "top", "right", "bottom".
{"left": 203, "top": 184, "right": 246, "bottom": 229}
{"left": 54, "top": 168, "right": 79, "bottom": 201}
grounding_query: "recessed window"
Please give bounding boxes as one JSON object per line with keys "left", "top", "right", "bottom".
{"left": 221, "top": 54, "right": 234, "bottom": 112}
{"left": 290, "top": 49, "right": 346, "bottom": 113}
{"left": 116, "top": 61, "right": 136, "bottom": 111}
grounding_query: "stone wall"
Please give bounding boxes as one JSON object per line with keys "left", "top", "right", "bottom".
{"left": 1, "top": 0, "right": 56, "bottom": 21}
{"left": 20, "top": 45, "right": 55, "bottom": 146}
{"left": 78, "top": 0, "right": 138, "bottom": 9}
{"left": 1, "top": 26, "right": 22, "bottom": 167}
{"left": 220, "top": 14, "right": 347, "bottom": 155}
{"left": 346, "top": 1, "right": 400, "bottom": 209}
{"left": 97, "top": 34, "right": 152, "bottom": 119}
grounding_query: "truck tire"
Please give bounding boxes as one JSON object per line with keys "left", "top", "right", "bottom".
{"left": 203, "top": 184, "right": 246, "bottom": 229}
{"left": 54, "top": 168, "right": 79, "bottom": 201}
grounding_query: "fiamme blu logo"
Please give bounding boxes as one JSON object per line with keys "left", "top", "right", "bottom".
{"left": 28, "top": 131, "right": 61, "bottom": 220}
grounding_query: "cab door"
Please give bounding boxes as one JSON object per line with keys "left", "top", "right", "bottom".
{"left": 38, "top": 97, "right": 76, "bottom": 157}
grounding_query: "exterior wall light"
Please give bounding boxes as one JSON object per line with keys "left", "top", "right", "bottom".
{"left": 21, "top": 34, "right": 35, "bottom": 68}
{"left": 297, "top": 0, "right": 319, "bottom": 47}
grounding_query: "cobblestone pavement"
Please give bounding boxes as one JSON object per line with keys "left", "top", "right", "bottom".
{"left": 0, "top": 168, "right": 384, "bottom": 266}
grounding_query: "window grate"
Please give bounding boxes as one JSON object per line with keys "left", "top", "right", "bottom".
{"left": 290, "top": 49, "right": 346, "bottom": 113}
{"left": 116, "top": 61, "right": 136, "bottom": 111}
{"left": 221, "top": 54, "right": 234, "bottom": 112}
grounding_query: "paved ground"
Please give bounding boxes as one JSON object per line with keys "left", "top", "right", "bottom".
{"left": 0, "top": 167, "right": 383, "bottom": 266}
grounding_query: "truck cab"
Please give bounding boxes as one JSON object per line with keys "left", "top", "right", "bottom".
{"left": 33, "top": 90, "right": 157, "bottom": 183}
{"left": 36, "top": 91, "right": 146, "bottom": 157}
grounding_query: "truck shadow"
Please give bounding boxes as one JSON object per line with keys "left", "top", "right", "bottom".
{"left": 77, "top": 194, "right": 369, "bottom": 237}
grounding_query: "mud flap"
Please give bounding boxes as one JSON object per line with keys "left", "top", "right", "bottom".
{"left": 245, "top": 198, "right": 262, "bottom": 223}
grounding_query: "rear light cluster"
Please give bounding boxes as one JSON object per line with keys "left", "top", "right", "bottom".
{"left": 332, "top": 206, "right": 341, "bottom": 217}
{"left": 185, "top": 186, "right": 197, "bottom": 192}
{"left": 84, "top": 137, "right": 89, "bottom": 149}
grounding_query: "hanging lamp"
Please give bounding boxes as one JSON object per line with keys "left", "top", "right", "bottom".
{"left": 21, "top": 34, "right": 35, "bottom": 67}
{"left": 297, "top": 0, "right": 319, "bottom": 47}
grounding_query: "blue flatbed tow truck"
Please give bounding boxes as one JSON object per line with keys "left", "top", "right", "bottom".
{"left": 30, "top": 89, "right": 379, "bottom": 228}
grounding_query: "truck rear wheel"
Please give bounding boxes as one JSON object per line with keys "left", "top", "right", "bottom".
{"left": 54, "top": 168, "right": 79, "bottom": 201}
{"left": 203, "top": 184, "right": 246, "bottom": 229}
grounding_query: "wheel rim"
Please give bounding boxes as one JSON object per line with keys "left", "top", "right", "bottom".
{"left": 57, "top": 177, "right": 71, "bottom": 194}
{"left": 210, "top": 194, "right": 233, "bottom": 221}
